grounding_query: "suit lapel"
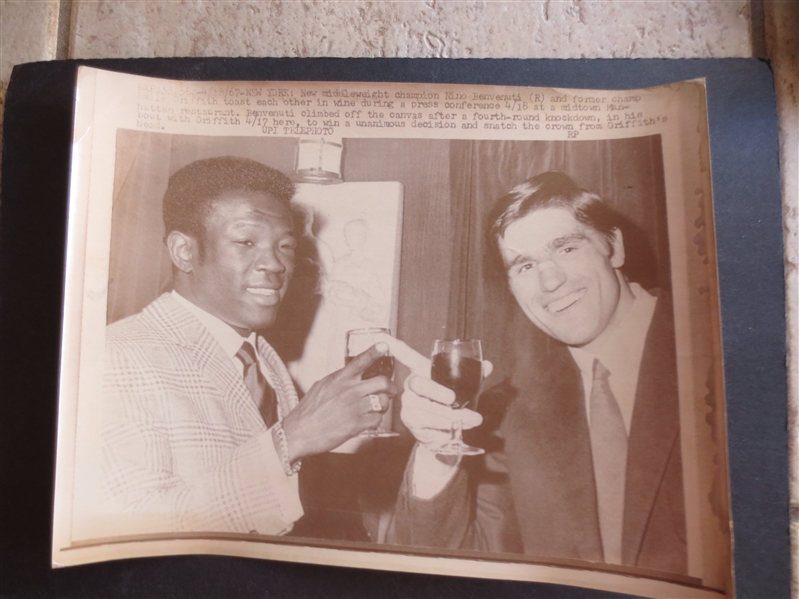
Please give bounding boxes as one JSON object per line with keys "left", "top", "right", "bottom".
{"left": 622, "top": 294, "right": 681, "bottom": 565}
{"left": 505, "top": 334, "right": 603, "bottom": 561}
{"left": 150, "top": 293, "right": 267, "bottom": 432}
{"left": 256, "top": 335, "right": 299, "bottom": 420}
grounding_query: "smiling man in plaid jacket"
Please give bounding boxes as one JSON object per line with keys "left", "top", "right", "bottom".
{"left": 100, "top": 157, "right": 397, "bottom": 536}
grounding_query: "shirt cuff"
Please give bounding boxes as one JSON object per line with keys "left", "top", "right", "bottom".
{"left": 259, "top": 429, "right": 304, "bottom": 527}
{"left": 410, "top": 444, "right": 461, "bottom": 500}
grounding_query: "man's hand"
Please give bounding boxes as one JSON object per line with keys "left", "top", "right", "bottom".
{"left": 375, "top": 333, "right": 492, "bottom": 449}
{"left": 281, "top": 343, "right": 400, "bottom": 463}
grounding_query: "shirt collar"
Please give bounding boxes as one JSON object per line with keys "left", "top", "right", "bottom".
{"left": 569, "top": 282, "right": 656, "bottom": 370}
{"left": 568, "top": 282, "right": 657, "bottom": 432}
{"left": 171, "top": 290, "right": 255, "bottom": 359}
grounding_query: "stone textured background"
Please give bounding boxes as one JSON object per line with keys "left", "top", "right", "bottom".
{"left": 1, "top": 0, "right": 797, "bottom": 593}
{"left": 65, "top": 1, "right": 753, "bottom": 59}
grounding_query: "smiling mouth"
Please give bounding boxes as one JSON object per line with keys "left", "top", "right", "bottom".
{"left": 247, "top": 287, "right": 278, "bottom": 297}
{"left": 246, "top": 287, "right": 282, "bottom": 305}
{"left": 546, "top": 289, "right": 587, "bottom": 313}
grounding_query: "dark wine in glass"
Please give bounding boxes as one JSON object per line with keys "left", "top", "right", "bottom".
{"left": 345, "top": 328, "right": 399, "bottom": 438}
{"left": 346, "top": 355, "right": 396, "bottom": 381}
{"left": 431, "top": 354, "right": 482, "bottom": 409}
{"left": 430, "top": 339, "right": 484, "bottom": 456}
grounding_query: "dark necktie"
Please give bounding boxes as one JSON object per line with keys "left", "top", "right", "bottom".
{"left": 236, "top": 341, "right": 278, "bottom": 428}
{"left": 589, "top": 359, "right": 628, "bottom": 565}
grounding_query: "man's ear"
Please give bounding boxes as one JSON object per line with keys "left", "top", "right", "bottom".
{"left": 609, "top": 227, "right": 626, "bottom": 269}
{"left": 166, "top": 231, "right": 197, "bottom": 274}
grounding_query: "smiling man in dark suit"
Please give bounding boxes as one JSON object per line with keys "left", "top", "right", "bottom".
{"left": 388, "top": 171, "right": 686, "bottom": 574}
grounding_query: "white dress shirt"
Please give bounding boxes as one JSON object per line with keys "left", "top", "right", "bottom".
{"left": 171, "top": 291, "right": 303, "bottom": 525}
{"left": 567, "top": 282, "right": 657, "bottom": 435}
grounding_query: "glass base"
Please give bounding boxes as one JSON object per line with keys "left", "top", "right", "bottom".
{"left": 359, "top": 429, "right": 400, "bottom": 438}
{"left": 433, "top": 441, "right": 485, "bottom": 456}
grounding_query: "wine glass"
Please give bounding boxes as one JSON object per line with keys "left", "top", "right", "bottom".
{"left": 345, "top": 328, "right": 400, "bottom": 438}
{"left": 430, "top": 339, "right": 484, "bottom": 456}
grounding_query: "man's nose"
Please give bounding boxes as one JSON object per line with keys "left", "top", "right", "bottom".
{"left": 255, "top": 247, "right": 287, "bottom": 273}
{"left": 537, "top": 260, "right": 566, "bottom": 292}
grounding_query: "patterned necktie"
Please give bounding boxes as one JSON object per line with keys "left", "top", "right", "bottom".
{"left": 236, "top": 341, "right": 278, "bottom": 428}
{"left": 589, "top": 358, "right": 628, "bottom": 565}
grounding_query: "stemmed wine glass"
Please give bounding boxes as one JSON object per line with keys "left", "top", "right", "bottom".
{"left": 345, "top": 327, "right": 400, "bottom": 438}
{"left": 430, "top": 339, "right": 484, "bottom": 456}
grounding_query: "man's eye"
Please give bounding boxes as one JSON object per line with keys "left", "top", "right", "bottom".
{"left": 279, "top": 239, "right": 297, "bottom": 251}
{"left": 236, "top": 239, "right": 254, "bottom": 247}
{"left": 517, "top": 263, "right": 534, "bottom": 275}
{"left": 558, "top": 245, "right": 578, "bottom": 256}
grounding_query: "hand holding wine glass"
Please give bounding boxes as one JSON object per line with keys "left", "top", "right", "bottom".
{"left": 279, "top": 342, "right": 399, "bottom": 463}
{"left": 375, "top": 334, "right": 492, "bottom": 452}
{"left": 345, "top": 328, "right": 400, "bottom": 438}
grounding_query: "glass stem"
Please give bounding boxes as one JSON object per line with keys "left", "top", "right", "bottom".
{"left": 452, "top": 413, "right": 463, "bottom": 445}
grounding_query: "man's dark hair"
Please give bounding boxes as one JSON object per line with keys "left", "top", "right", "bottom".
{"left": 162, "top": 156, "right": 296, "bottom": 243}
{"left": 487, "top": 171, "right": 620, "bottom": 268}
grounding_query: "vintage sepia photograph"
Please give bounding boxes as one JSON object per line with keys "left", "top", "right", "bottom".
{"left": 52, "top": 69, "right": 731, "bottom": 598}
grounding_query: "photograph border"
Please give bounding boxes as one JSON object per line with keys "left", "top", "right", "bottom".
{"left": 4, "top": 61, "right": 787, "bottom": 590}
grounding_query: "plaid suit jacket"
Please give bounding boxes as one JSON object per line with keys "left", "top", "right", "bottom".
{"left": 101, "top": 293, "right": 302, "bottom": 535}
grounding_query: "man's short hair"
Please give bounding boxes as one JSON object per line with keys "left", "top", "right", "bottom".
{"left": 487, "top": 171, "right": 620, "bottom": 267}
{"left": 162, "top": 156, "right": 296, "bottom": 242}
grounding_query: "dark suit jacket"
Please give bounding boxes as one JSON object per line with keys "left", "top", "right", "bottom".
{"left": 389, "top": 292, "right": 687, "bottom": 575}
